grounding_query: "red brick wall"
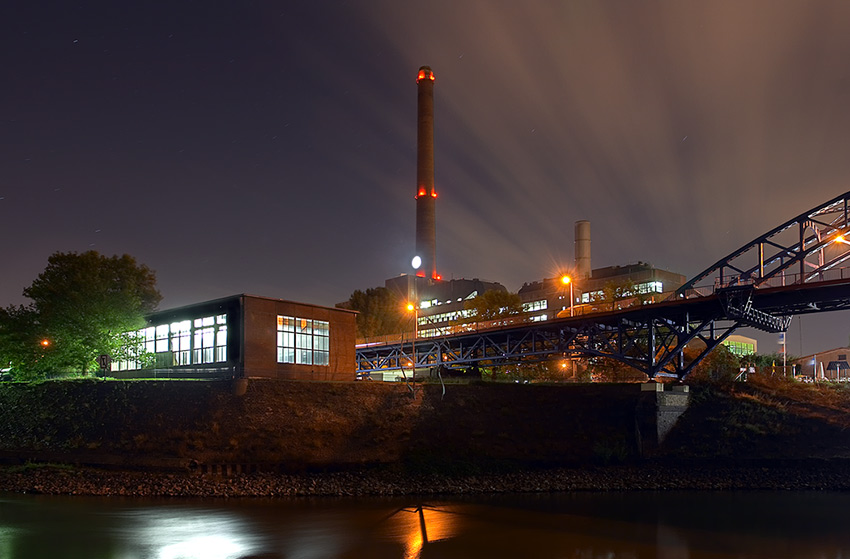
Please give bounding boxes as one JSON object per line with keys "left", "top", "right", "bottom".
{"left": 242, "top": 296, "right": 356, "bottom": 381}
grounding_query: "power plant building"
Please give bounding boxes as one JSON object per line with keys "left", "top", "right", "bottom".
{"left": 518, "top": 262, "right": 687, "bottom": 320}
{"left": 384, "top": 274, "right": 509, "bottom": 338}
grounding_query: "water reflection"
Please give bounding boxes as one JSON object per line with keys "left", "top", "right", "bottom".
{"left": 1, "top": 491, "right": 850, "bottom": 558}
{"left": 381, "top": 504, "right": 464, "bottom": 558}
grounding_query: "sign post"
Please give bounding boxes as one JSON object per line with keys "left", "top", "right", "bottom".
{"left": 97, "top": 354, "right": 111, "bottom": 376}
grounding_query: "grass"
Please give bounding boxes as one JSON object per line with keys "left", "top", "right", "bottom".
{"left": 6, "top": 462, "right": 76, "bottom": 474}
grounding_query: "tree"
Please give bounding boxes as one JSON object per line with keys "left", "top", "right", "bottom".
{"left": 599, "top": 279, "right": 645, "bottom": 311}
{"left": 689, "top": 344, "right": 741, "bottom": 384}
{"left": 337, "top": 287, "right": 405, "bottom": 339}
{"left": 0, "top": 251, "right": 162, "bottom": 377}
{"left": 463, "top": 289, "right": 522, "bottom": 322}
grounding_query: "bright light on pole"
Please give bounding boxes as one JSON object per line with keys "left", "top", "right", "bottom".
{"left": 560, "top": 275, "right": 574, "bottom": 317}
{"left": 407, "top": 302, "right": 419, "bottom": 385}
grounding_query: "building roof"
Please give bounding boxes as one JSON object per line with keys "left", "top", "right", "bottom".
{"left": 148, "top": 293, "right": 358, "bottom": 320}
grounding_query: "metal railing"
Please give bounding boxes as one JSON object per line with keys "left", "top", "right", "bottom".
{"left": 675, "top": 267, "right": 850, "bottom": 301}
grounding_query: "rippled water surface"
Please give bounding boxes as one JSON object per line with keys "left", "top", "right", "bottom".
{"left": 1, "top": 490, "right": 849, "bottom": 558}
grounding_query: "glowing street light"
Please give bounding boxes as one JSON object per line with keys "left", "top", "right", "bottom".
{"left": 406, "top": 302, "right": 419, "bottom": 386}
{"left": 560, "top": 275, "right": 574, "bottom": 317}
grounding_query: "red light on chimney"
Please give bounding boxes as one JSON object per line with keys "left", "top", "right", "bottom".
{"left": 431, "top": 191, "right": 437, "bottom": 198}
{"left": 416, "top": 69, "right": 435, "bottom": 83}
{"left": 418, "top": 188, "right": 426, "bottom": 197}
{"left": 433, "top": 273, "right": 442, "bottom": 280}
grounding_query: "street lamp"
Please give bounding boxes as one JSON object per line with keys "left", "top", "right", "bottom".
{"left": 406, "top": 302, "right": 418, "bottom": 385}
{"left": 560, "top": 275, "right": 574, "bottom": 317}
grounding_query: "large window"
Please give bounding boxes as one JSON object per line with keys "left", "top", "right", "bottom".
{"left": 277, "top": 316, "right": 329, "bottom": 366}
{"left": 113, "top": 313, "right": 227, "bottom": 371}
{"left": 522, "top": 300, "right": 547, "bottom": 313}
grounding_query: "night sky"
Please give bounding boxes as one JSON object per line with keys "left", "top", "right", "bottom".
{"left": 4, "top": 1, "right": 850, "bottom": 357}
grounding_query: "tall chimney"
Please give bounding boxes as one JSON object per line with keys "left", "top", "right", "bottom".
{"left": 415, "top": 66, "right": 437, "bottom": 279}
{"left": 575, "top": 220, "right": 591, "bottom": 279}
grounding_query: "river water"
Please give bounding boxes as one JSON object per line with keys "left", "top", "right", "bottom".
{"left": 1, "top": 490, "right": 849, "bottom": 558}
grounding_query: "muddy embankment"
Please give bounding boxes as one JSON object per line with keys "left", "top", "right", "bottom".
{"left": 0, "top": 379, "right": 646, "bottom": 472}
{"left": 1, "top": 378, "right": 848, "bottom": 476}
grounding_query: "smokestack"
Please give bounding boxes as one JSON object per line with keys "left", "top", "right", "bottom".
{"left": 415, "top": 66, "right": 438, "bottom": 280}
{"left": 575, "top": 220, "right": 591, "bottom": 279}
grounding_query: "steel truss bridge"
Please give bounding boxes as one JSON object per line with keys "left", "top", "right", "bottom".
{"left": 356, "top": 192, "right": 850, "bottom": 380}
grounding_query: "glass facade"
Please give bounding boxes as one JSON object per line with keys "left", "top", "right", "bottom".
{"left": 723, "top": 339, "right": 756, "bottom": 357}
{"left": 113, "top": 314, "right": 227, "bottom": 371}
{"left": 522, "top": 300, "right": 548, "bottom": 312}
{"left": 580, "top": 281, "right": 664, "bottom": 303}
{"left": 277, "top": 316, "right": 330, "bottom": 366}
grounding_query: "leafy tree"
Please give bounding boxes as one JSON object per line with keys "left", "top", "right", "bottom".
{"left": 688, "top": 344, "right": 741, "bottom": 384}
{"left": 463, "top": 289, "right": 522, "bottom": 321}
{"left": 740, "top": 352, "right": 798, "bottom": 368}
{"left": 598, "top": 279, "right": 646, "bottom": 311}
{"left": 585, "top": 356, "right": 649, "bottom": 383}
{"left": 337, "top": 287, "right": 405, "bottom": 339}
{"left": 0, "top": 251, "right": 162, "bottom": 377}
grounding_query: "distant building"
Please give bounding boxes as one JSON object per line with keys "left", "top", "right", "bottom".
{"left": 791, "top": 348, "right": 850, "bottom": 380}
{"left": 384, "top": 274, "right": 508, "bottom": 338}
{"left": 518, "top": 262, "right": 687, "bottom": 320}
{"left": 111, "top": 294, "right": 357, "bottom": 381}
{"left": 722, "top": 334, "right": 757, "bottom": 357}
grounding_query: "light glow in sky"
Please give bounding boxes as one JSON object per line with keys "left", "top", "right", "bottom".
{"left": 3, "top": 1, "right": 850, "bottom": 354}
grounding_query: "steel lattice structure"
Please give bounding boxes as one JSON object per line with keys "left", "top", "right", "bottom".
{"left": 357, "top": 192, "right": 850, "bottom": 380}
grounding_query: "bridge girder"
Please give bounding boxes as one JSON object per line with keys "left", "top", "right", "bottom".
{"left": 357, "top": 191, "right": 850, "bottom": 381}
{"left": 678, "top": 191, "right": 850, "bottom": 296}
{"left": 356, "top": 304, "right": 739, "bottom": 381}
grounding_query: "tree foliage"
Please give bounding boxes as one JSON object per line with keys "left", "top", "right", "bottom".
{"left": 688, "top": 344, "right": 742, "bottom": 384}
{"left": 596, "top": 279, "right": 648, "bottom": 310}
{"left": 337, "top": 287, "right": 405, "bottom": 339}
{"left": 0, "top": 251, "right": 162, "bottom": 377}
{"left": 463, "top": 289, "right": 522, "bottom": 321}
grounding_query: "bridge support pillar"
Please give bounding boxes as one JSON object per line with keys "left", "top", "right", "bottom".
{"left": 636, "top": 383, "right": 690, "bottom": 456}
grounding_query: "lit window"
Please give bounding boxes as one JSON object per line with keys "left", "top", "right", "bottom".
{"left": 116, "top": 313, "right": 228, "bottom": 371}
{"left": 277, "top": 315, "right": 330, "bottom": 366}
{"left": 193, "top": 323, "right": 214, "bottom": 363}
{"left": 522, "top": 300, "right": 547, "bottom": 312}
{"left": 171, "top": 320, "right": 191, "bottom": 365}
{"left": 216, "top": 314, "right": 227, "bottom": 362}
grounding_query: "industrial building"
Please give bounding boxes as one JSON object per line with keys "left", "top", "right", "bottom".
{"left": 517, "top": 262, "right": 687, "bottom": 320}
{"left": 792, "top": 348, "right": 850, "bottom": 380}
{"left": 517, "top": 222, "right": 687, "bottom": 320}
{"left": 111, "top": 294, "right": 356, "bottom": 381}
{"left": 384, "top": 274, "right": 509, "bottom": 338}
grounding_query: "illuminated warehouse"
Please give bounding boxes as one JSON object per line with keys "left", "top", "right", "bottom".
{"left": 111, "top": 294, "right": 356, "bottom": 380}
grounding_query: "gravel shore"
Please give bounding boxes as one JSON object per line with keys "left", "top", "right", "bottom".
{"left": 3, "top": 460, "right": 850, "bottom": 498}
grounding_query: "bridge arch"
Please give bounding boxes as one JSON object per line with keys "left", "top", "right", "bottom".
{"left": 358, "top": 192, "right": 850, "bottom": 381}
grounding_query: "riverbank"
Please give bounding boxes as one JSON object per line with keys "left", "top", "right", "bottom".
{"left": 2, "top": 376, "right": 849, "bottom": 498}
{"left": 3, "top": 459, "right": 850, "bottom": 497}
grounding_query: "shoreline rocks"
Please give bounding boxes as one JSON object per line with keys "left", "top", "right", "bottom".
{"left": 3, "top": 460, "right": 850, "bottom": 498}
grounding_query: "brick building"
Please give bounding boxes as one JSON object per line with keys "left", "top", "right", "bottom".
{"left": 111, "top": 294, "right": 357, "bottom": 381}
